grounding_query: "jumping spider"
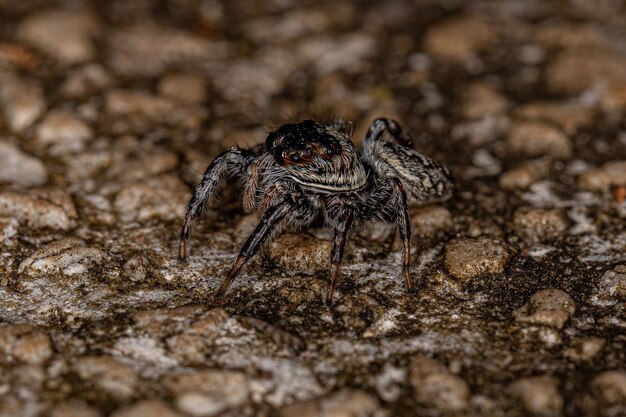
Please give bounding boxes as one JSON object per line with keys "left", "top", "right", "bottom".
{"left": 179, "top": 118, "right": 454, "bottom": 305}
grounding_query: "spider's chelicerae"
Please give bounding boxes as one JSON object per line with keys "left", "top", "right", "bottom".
{"left": 179, "top": 118, "right": 454, "bottom": 305}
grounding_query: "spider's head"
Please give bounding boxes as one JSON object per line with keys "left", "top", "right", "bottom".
{"left": 266, "top": 120, "right": 367, "bottom": 192}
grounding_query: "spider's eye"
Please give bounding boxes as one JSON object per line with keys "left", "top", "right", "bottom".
{"left": 292, "top": 154, "right": 299, "bottom": 162}
{"left": 325, "top": 148, "right": 334, "bottom": 155}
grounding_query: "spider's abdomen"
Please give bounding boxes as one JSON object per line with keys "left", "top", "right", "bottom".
{"left": 367, "top": 141, "right": 454, "bottom": 204}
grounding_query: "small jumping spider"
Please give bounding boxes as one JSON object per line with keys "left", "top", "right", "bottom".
{"left": 179, "top": 118, "right": 454, "bottom": 305}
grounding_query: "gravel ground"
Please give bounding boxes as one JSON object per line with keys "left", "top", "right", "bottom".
{"left": 1, "top": 1, "right": 626, "bottom": 416}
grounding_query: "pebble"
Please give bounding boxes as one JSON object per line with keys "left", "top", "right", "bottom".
{"left": 107, "top": 25, "right": 229, "bottom": 77}
{"left": 589, "top": 265, "right": 626, "bottom": 306}
{"left": 513, "top": 288, "right": 575, "bottom": 329}
{"left": 0, "top": 324, "right": 53, "bottom": 365}
{"left": 508, "top": 376, "right": 563, "bottom": 416}
{"left": 74, "top": 356, "right": 139, "bottom": 400}
{"left": 512, "top": 207, "right": 569, "bottom": 241}
{"left": 444, "top": 238, "right": 510, "bottom": 280}
{"left": 590, "top": 371, "right": 626, "bottom": 405}
{"left": 17, "top": 9, "right": 100, "bottom": 65}
{"left": 163, "top": 370, "right": 248, "bottom": 416}
{"left": 423, "top": 15, "right": 494, "bottom": 61}
{"left": 499, "top": 159, "right": 549, "bottom": 190}
{"left": 158, "top": 73, "right": 207, "bottom": 104}
{"left": 50, "top": 403, "right": 101, "bottom": 417}
{"left": 269, "top": 233, "right": 332, "bottom": 274}
{"left": 545, "top": 50, "right": 626, "bottom": 95}
{"left": 104, "top": 89, "right": 207, "bottom": 131}
{"left": 110, "top": 400, "right": 184, "bottom": 417}
{"left": 35, "top": 109, "right": 93, "bottom": 155}
{"left": 60, "top": 64, "right": 113, "bottom": 99}
{"left": 578, "top": 161, "right": 626, "bottom": 192}
{"left": 0, "top": 75, "right": 46, "bottom": 132}
{"left": 515, "top": 101, "right": 595, "bottom": 134}
{"left": 113, "top": 175, "right": 189, "bottom": 223}
{"left": 564, "top": 337, "right": 606, "bottom": 361}
{"left": 277, "top": 389, "right": 384, "bottom": 417}
{"left": 459, "top": 82, "right": 507, "bottom": 119}
{"left": 410, "top": 205, "right": 453, "bottom": 236}
{"left": 0, "top": 216, "right": 19, "bottom": 242}
{"left": 18, "top": 237, "right": 108, "bottom": 276}
{"left": 106, "top": 150, "right": 178, "bottom": 183}
{"left": 0, "top": 141, "right": 48, "bottom": 187}
{"left": 0, "top": 188, "right": 77, "bottom": 231}
{"left": 122, "top": 253, "right": 151, "bottom": 283}
{"left": 409, "top": 354, "right": 470, "bottom": 412}
{"left": 506, "top": 121, "right": 572, "bottom": 159}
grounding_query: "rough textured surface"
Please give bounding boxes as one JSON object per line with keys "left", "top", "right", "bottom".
{"left": 0, "top": 1, "right": 625, "bottom": 417}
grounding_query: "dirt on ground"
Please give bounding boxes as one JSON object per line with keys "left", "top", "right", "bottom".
{"left": 0, "top": 1, "right": 625, "bottom": 416}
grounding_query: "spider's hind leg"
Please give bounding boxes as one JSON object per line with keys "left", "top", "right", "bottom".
{"left": 179, "top": 148, "right": 257, "bottom": 259}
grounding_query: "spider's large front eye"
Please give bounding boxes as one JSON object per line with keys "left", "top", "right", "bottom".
{"left": 292, "top": 154, "right": 300, "bottom": 162}
{"left": 325, "top": 148, "right": 334, "bottom": 155}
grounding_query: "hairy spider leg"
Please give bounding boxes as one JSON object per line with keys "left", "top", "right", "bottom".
{"left": 391, "top": 178, "right": 413, "bottom": 291}
{"left": 365, "top": 117, "right": 414, "bottom": 148}
{"left": 179, "top": 148, "right": 257, "bottom": 259}
{"left": 326, "top": 210, "right": 354, "bottom": 306}
{"left": 215, "top": 201, "right": 293, "bottom": 298}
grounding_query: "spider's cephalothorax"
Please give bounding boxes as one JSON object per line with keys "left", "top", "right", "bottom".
{"left": 179, "top": 118, "right": 454, "bottom": 305}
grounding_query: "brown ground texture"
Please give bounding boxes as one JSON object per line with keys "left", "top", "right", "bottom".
{"left": 0, "top": 1, "right": 625, "bottom": 416}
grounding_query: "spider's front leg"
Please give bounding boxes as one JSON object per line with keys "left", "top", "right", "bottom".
{"left": 326, "top": 208, "right": 354, "bottom": 306}
{"left": 215, "top": 199, "right": 293, "bottom": 298}
{"left": 179, "top": 148, "right": 257, "bottom": 259}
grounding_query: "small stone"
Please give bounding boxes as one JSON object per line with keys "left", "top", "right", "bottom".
{"left": 0, "top": 187, "right": 77, "bottom": 231}
{"left": 106, "top": 151, "right": 178, "bottom": 183}
{"left": 107, "top": 25, "right": 229, "bottom": 77}
{"left": 158, "top": 73, "right": 207, "bottom": 104}
{"left": 0, "top": 75, "right": 46, "bottom": 132}
{"left": 590, "top": 371, "right": 626, "bottom": 405}
{"left": 423, "top": 15, "right": 494, "bottom": 61}
{"left": 459, "top": 82, "right": 507, "bottom": 119}
{"left": 18, "top": 237, "right": 108, "bottom": 276}
{"left": 444, "top": 238, "right": 509, "bottom": 280}
{"left": 0, "top": 141, "right": 48, "bottom": 187}
{"left": 35, "top": 109, "right": 93, "bottom": 155}
{"left": 110, "top": 400, "right": 183, "bottom": 417}
{"left": 0, "top": 324, "right": 52, "bottom": 365}
{"left": 515, "top": 101, "right": 595, "bottom": 134}
{"left": 578, "top": 161, "right": 626, "bottom": 192}
{"left": 589, "top": 266, "right": 626, "bottom": 306}
{"left": 163, "top": 370, "right": 248, "bottom": 416}
{"left": 113, "top": 175, "right": 189, "bottom": 223}
{"left": 545, "top": 50, "right": 626, "bottom": 95}
{"left": 278, "top": 389, "right": 384, "bottom": 417}
{"left": 269, "top": 233, "right": 332, "bottom": 274}
{"left": 506, "top": 121, "right": 572, "bottom": 159}
{"left": 508, "top": 376, "right": 563, "bottom": 416}
{"left": 104, "top": 89, "right": 207, "bottom": 131}
{"left": 514, "top": 288, "right": 575, "bottom": 329}
{"left": 535, "top": 23, "right": 607, "bottom": 50}
{"left": 410, "top": 205, "right": 453, "bottom": 236}
{"left": 51, "top": 403, "right": 101, "bottom": 417}
{"left": 512, "top": 207, "right": 569, "bottom": 241}
{"left": 123, "top": 254, "right": 151, "bottom": 282}
{"left": 499, "top": 159, "right": 549, "bottom": 190}
{"left": 564, "top": 337, "right": 606, "bottom": 361}
{"left": 17, "top": 9, "right": 100, "bottom": 65}
{"left": 132, "top": 305, "right": 209, "bottom": 336}
{"left": 11, "top": 331, "right": 53, "bottom": 364}
{"left": 74, "top": 356, "right": 139, "bottom": 400}
{"left": 60, "top": 64, "right": 113, "bottom": 99}
{"left": 409, "top": 354, "right": 470, "bottom": 412}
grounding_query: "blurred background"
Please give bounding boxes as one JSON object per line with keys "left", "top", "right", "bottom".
{"left": 0, "top": 1, "right": 625, "bottom": 416}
